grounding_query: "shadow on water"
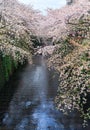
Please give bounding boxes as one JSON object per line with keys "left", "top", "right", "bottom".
{"left": 0, "top": 64, "right": 27, "bottom": 125}
{"left": 0, "top": 55, "right": 90, "bottom": 130}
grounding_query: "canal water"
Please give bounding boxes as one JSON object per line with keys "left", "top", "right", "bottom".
{"left": 0, "top": 56, "right": 90, "bottom": 130}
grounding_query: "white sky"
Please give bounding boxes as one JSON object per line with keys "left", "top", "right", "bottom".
{"left": 18, "top": 0, "right": 66, "bottom": 14}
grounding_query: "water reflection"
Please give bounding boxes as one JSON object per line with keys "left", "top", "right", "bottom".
{"left": 0, "top": 56, "right": 90, "bottom": 130}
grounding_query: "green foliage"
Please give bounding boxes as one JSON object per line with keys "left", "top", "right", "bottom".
{"left": 82, "top": 39, "right": 90, "bottom": 46}
{"left": 53, "top": 37, "right": 90, "bottom": 126}
{"left": 81, "top": 68, "right": 87, "bottom": 74}
{"left": 0, "top": 57, "right": 5, "bottom": 88}
{"left": 56, "top": 39, "right": 74, "bottom": 58}
{"left": 81, "top": 52, "right": 89, "bottom": 61}
{"left": 0, "top": 54, "right": 19, "bottom": 90}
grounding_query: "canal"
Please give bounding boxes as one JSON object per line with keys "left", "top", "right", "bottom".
{"left": 0, "top": 56, "right": 90, "bottom": 130}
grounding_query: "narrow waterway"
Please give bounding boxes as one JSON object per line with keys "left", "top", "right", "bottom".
{"left": 0, "top": 56, "right": 90, "bottom": 130}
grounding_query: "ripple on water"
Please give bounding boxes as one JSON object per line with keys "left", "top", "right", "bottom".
{"left": 32, "top": 101, "right": 64, "bottom": 130}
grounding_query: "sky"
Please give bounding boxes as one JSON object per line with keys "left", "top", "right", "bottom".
{"left": 18, "top": 0, "right": 66, "bottom": 14}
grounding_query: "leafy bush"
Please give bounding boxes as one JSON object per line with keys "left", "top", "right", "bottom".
{"left": 56, "top": 39, "right": 74, "bottom": 58}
